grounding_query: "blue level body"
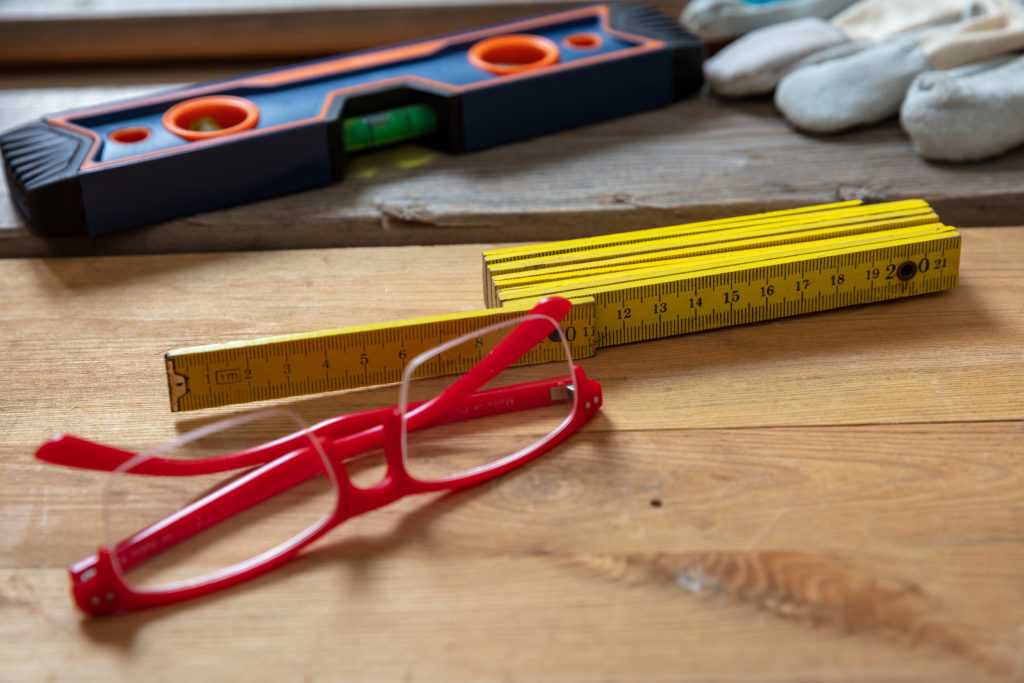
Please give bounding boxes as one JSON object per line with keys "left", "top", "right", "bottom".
{"left": 1, "top": 4, "right": 703, "bottom": 237}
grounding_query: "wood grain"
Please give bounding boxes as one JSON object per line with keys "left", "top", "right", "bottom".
{"left": 1, "top": 227, "right": 1021, "bottom": 681}
{"left": 4, "top": 79, "right": 1024, "bottom": 258}
{"left": 0, "top": 1, "right": 687, "bottom": 64}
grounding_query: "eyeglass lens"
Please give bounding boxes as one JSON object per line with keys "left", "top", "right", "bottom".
{"left": 400, "top": 316, "right": 576, "bottom": 483}
{"left": 102, "top": 409, "right": 338, "bottom": 590}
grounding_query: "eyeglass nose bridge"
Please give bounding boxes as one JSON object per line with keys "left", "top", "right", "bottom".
{"left": 328, "top": 408, "right": 417, "bottom": 510}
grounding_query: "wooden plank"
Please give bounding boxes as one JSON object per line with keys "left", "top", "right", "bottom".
{"left": 4, "top": 79, "right": 1024, "bottom": 258}
{"left": 0, "top": 1, "right": 686, "bottom": 65}
{"left": 1, "top": 227, "right": 1021, "bottom": 681}
{"left": 3, "top": 425, "right": 1022, "bottom": 682}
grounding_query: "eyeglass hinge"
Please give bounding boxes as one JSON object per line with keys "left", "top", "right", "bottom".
{"left": 550, "top": 384, "right": 575, "bottom": 402}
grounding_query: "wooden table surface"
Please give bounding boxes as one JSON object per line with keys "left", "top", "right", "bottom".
{"left": 2, "top": 3, "right": 1023, "bottom": 681}
{"left": 2, "top": 227, "right": 1022, "bottom": 681}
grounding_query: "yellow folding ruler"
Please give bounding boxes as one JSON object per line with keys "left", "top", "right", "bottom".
{"left": 167, "top": 300, "right": 597, "bottom": 412}
{"left": 165, "top": 199, "right": 960, "bottom": 411}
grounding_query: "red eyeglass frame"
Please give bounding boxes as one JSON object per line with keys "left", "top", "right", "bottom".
{"left": 35, "top": 297, "right": 602, "bottom": 616}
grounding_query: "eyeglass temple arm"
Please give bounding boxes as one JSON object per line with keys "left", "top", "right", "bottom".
{"left": 37, "top": 298, "right": 574, "bottom": 479}
{"left": 34, "top": 404, "right": 398, "bottom": 475}
{"left": 43, "top": 371, "right": 575, "bottom": 477}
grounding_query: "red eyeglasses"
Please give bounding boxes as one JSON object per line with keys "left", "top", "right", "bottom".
{"left": 35, "top": 296, "right": 602, "bottom": 616}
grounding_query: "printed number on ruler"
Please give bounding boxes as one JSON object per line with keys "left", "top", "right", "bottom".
{"left": 589, "top": 240, "right": 959, "bottom": 346}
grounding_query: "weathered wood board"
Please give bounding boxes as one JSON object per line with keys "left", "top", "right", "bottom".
{"left": 0, "top": 1, "right": 687, "bottom": 64}
{"left": 3, "top": 78, "right": 1024, "bottom": 258}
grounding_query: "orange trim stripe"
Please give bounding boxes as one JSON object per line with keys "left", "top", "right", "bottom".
{"left": 244, "top": 40, "right": 448, "bottom": 88}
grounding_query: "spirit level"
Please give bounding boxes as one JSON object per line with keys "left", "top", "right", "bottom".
{"left": 0, "top": 3, "right": 703, "bottom": 237}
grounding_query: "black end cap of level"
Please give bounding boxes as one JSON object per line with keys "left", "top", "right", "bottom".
{"left": 606, "top": 2, "right": 706, "bottom": 100}
{"left": 1, "top": 121, "right": 91, "bottom": 237}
